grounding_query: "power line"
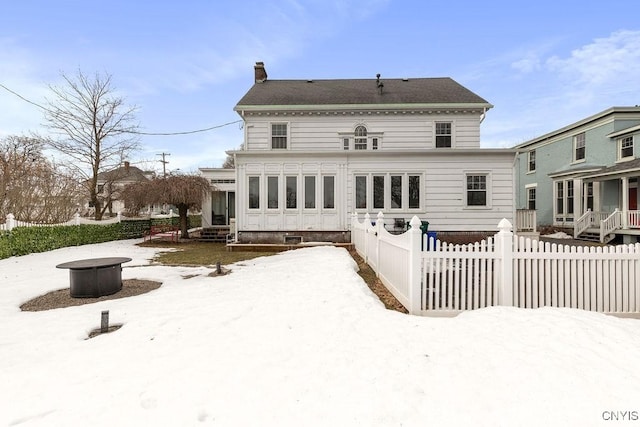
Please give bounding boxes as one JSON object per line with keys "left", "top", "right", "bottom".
{"left": 0, "top": 82, "right": 242, "bottom": 136}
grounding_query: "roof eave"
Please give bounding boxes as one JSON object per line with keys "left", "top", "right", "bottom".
{"left": 234, "top": 102, "right": 493, "bottom": 113}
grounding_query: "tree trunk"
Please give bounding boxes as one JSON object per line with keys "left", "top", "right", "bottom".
{"left": 178, "top": 204, "right": 189, "bottom": 239}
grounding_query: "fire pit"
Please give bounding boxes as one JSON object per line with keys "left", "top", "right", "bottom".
{"left": 56, "top": 257, "right": 132, "bottom": 298}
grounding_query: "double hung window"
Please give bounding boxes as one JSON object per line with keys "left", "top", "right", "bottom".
{"left": 435, "top": 122, "right": 452, "bottom": 148}
{"left": 271, "top": 123, "right": 288, "bottom": 149}
{"left": 466, "top": 175, "right": 487, "bottom": 206}
{"left": 574, "top": 133, "right": 585, "bottom": 161}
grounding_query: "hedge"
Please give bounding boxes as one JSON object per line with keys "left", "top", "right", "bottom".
{"left": 0, "top": 214, "right": 201, "bottom": 260}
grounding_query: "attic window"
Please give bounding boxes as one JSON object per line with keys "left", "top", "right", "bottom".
{"left": 354, "top": 125, "right": 367, "bottom": 150}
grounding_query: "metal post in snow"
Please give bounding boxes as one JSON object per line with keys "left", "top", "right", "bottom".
{"left": 101, "top": 310, "right": 109, "bottom": 333}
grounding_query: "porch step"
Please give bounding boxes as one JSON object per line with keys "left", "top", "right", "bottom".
{"left": 577, "top": 232, "right": 600, "bottom": 242}
{"left": 199, "top": 227, "right": 231, "bottom": 242}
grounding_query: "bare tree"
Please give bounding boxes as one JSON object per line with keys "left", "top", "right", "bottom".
{"left": 0, "top": 135, "right": 82, "bottom": 222}
{"left": 122, "top": 174, "right": 211, "bottom": 239}
{"left": 42, "top": 70, "right": 140, "bottom": 220}
{"left": 221, "top": 144, "right": 242, "bottom": 169}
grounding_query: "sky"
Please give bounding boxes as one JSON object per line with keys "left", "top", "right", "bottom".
{"left": 2, "top": 240, "right": 639, "bottom": 426}
{"left": 1, "top": 0, "right": 640, "bottom": 173}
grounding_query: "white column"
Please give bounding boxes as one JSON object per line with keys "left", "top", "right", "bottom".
{"left": 622, "top": 177, "right": 629, "bottom": 229}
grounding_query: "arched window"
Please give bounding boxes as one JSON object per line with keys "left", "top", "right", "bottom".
{"left": 354, "top": 125, "right": 367, "bottom": 150}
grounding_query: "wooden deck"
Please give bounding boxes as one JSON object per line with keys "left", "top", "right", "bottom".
{"left": 226, "top": 242, "right": 354, "bottom": 252}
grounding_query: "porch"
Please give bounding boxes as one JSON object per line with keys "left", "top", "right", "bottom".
{"left": 574, "top": 209, "right": 640, "bottom": 243}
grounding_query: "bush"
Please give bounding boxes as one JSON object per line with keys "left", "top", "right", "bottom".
{"left": 0, "top": 214, "right": 204, "bottom": 260}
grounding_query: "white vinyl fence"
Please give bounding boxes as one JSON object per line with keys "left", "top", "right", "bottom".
{"left": 0, "top": 211, "right": 179, "bottom": 232}
{"left": 351, "top": 213, "right": 640, "bottom": 316}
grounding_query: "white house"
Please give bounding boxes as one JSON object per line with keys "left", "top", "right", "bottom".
{"left": 203, "top": 62, "right": 516, "bottom": 244}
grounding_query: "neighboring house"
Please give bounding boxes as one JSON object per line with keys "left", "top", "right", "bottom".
{"left": 514, "top": 106, "right": 640, "bottom": 243}
{"left": 205, "top": 62, "right": 516, "bottom": 244}
{"left": 92, "top": 161, "right": 155, "bottom": 215}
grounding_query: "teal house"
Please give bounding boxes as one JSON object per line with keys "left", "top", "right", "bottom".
{"left": 514, "top": 107, "right": 640, "bottom": 243}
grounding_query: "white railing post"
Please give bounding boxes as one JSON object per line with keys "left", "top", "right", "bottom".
{"left": 407, "top": 216, "right": 423, "bottom": 315}
{"left": 6, "top": 213, "right": 15, "bottom": 231}
{"left": 495, "top": 218, "right": 514, "bottom": 306}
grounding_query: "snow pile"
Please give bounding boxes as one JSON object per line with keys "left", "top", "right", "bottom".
{"left": 1, "top": 240, "right": 639, "bottom": 426}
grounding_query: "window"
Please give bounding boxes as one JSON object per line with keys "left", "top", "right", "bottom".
{"left": 267, "top": 177, "right": 279, "bottom": 209}
{"left": 248, "top": 176, "right": 260, "bottom": 209}
{"left": 286, "top": 176, "right": 297, "bottom": 209}
{"left": 554, "top": 179, "right": 576, "bottom": 223}
{"left": 435, "top": 122, "right": 452, "bottom": 148}
{"left": 343, "top": 138, "right": 349, "bottom": 150}
{"left": 304, "top": 176, "right": 316, "bottom": 209}
{"left": 323, "top": 176, "right": 335, "bottom": 209}
{"left": 372, "top": 138, "right": 379, "bottom": 150}
{"left": 556, "top": 181, "right": 564, "bottom": 221}
{"left": 271, "top": 123, "right": 288, "bottom": 149}
{"left": 566, "top": 180, "right": 574, "bottom": 217}
{"left": 528, "top": 150, "right": 536, "bottom": 172}
{"left": 466, "top": 175, "right": 487, "bottom": 206}
{"left": 620, "top": 136, "right": 634, "bottom": 159}
{"left": 527, "top": 187, "right": 536, "bottom": 210}
{"left": 391, "top": 175, "right": 402, "bottom": 208}
{"left": 354, "top": 125, "right": 367, "bottom": 150}
{"left": 97, "top": 184, "right": 105, "bottom": 194}
{"left": 373, "top": 175, "right": 385, "bottom": 209}
{"left": 586, "top": 182, "right": 594, "bottom": 211}
{"left": 409, "top": 175, "right": 420, "bottom": 209}
{"left": 355, "top": 176, "right": 367, "bottom": 209}
{"left": 574, "top": 133, "right": 585, "bottom": 161}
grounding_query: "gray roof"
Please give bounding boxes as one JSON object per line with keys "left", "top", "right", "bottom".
{"left": 581, "top": 158, "right": 640, "bottom": 180}
{"left": 235, "top": 77, "right": 491, "bottom": 109}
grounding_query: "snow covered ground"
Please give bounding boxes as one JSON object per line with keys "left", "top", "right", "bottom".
{"left": 1, "top": 240, "right": 639, "bottom": 426}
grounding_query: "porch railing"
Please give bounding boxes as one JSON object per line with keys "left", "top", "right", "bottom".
{"left": 574, "top": 210, "right": 593, "bottom": 238}
{"left": 515, "top": 209, "right": 536, "bottom": 233}
{"left": 601, "top": 209, "right": 621, "bottom": 243}
{"left": 626, "top": 210, "right": 640, "bottom": 229}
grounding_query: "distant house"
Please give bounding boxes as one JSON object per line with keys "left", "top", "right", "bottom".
{"left": 92, "top": 161, "right": 155, "bottom": 216}
{"left": 514, "top": 107, "right": 640, "bottom": 243}
{"left": 202, "top": 62, "right": 516, "bottom": 244}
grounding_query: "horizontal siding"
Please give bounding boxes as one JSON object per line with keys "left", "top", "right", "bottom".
{"left": 244, "top": 113, "right": 482, "bottom": 151}
{"left": 235, "top": 152, "right": 514, "bottom": 233}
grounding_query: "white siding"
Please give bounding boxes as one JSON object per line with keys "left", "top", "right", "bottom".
{"left": 235, "top": 152, "right": 514, "bottom": 233}
{"left": 244, "top": 113, "right": 482, "bottom": 151}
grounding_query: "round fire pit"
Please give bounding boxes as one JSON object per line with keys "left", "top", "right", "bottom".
{"left": 56, "top": 257, "right": 132, "bottom": 298}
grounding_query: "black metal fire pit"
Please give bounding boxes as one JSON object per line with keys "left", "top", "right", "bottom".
{"left": 56, "top": 257, "right": 132, "bottom": 298}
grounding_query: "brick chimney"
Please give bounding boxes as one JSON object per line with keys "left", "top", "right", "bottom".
{"left": 254, "top": 61, "right": 267, "bottom": 83}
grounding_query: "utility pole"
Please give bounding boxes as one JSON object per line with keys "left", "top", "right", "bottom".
{"left": 157, "top": 152, "right": 170, "bottom": 177}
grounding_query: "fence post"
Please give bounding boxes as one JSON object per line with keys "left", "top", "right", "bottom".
{"left": 375, "top": 212, "right": 384, "bottom": 274}
{"left": 6, "top": 213, "right": 15, "bottom": 231}
{"left": 117, "top": 211, "right": 122, "bottom": 222}
{"left": 495, "top": 218, "right": 514, "bottom": 306}
{"left": 408, "top": 216, "right": 423, "bottom": 315}
{"left": 363, "top": 213, "right": 371, "bottom": 263}
{"left": 74, "top": 213, "right": 81, "bottom": 225}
